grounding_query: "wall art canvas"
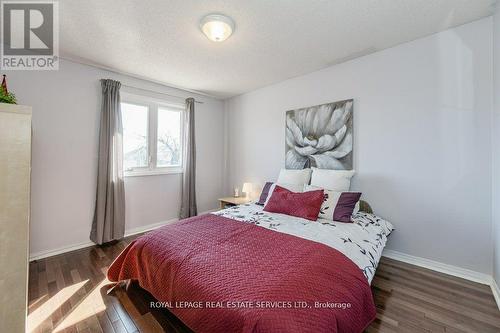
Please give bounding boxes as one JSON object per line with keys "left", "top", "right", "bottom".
{"left": 285, "top": 99, "right": 353, "bottom": 170}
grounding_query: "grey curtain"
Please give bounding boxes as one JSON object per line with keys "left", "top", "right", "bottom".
{"left": 90, "top": 79, "right": 125, "bottom": 244}
{"left": 180, "top": 98, "right": 197, "bottom": 218}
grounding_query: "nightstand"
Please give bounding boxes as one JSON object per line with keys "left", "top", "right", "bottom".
{"left": 218, "top": 197, "right": 252, "bottom": 209}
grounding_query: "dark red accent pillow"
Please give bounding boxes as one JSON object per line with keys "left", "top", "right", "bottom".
{"left": 263, "top": 185, "right": 324, "bottom": 221}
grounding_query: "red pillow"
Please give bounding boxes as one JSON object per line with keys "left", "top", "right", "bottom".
{"left": 263, "top": 185, "right": 324, "bottom": 221}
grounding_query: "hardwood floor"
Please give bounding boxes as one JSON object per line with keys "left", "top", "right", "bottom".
{"left": 28, "top": 235, "right": 500, "bottom": 333}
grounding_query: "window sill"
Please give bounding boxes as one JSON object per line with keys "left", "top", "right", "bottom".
{"left": 124, "top": 168, "right": 183, "bottom": 177}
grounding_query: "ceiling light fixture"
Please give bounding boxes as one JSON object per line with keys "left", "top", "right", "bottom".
{"left": 200, "top": 14, "right": 235, "bottom": 42}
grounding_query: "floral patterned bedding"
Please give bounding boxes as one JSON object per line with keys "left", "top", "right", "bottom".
{"left": 212, "top": 203, "right": 394, "bottom": 283}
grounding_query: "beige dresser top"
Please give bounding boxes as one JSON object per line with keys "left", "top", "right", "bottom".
{"left": 0, "top": 103, "right": 32, "bottom": 115}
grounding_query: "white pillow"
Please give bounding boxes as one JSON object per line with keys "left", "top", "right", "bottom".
{"left": 277, "top": 168, "right": 312, "bottom": 186}
{"left": 264, "top": 183, "right": 303, "bottom": 206}
{"left": 310, "top": 167, "right": 355, "bottom": 192}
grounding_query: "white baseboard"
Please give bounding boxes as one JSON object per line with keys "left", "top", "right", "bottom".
{"left": 123, "top": 218, "right": 178, "bottom": 238}
{"left": 491, "top": 279, "right": 500, "bottom": 311}
{"left": 29, "top": 218, "right": 178, "bottom": 261}
{"left": 382, "top": 249, "right": 491, "bottom": 285}
{"left": 29, "top": 208, "right": 219, "bottom": 262}
{"left": 383, "top": 250, "right": 500, "bottom": 311}
{"left": 200, "top": 208, "right": 219, "bottom": 214}
{"left": 29, "top": 240, "right": 96, "bottom": 261}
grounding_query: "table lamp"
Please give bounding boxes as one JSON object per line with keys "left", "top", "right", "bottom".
{"left": 242, "top": 182, "right": 253, "bottom": 199}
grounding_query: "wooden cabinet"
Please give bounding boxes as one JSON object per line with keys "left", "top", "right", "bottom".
{"left": 0, "top": 104, "right": 32, "bottom": 333}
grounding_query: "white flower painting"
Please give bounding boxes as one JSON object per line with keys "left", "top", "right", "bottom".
{"left": 285, "top": 99, "right": 353, "bottom": 170}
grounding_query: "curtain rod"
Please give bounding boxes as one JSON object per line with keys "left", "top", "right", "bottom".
{"left": 121, "top": 84, "right": 204, "bottom": 104}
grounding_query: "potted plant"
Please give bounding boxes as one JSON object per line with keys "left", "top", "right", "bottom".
{"left": 0, "top": 75, "right": 17, "bottom": 104}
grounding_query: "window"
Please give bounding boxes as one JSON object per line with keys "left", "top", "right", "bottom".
{"left": 122, "top": 103, "right": 149, "bottom": 170}
{"left": 157, "top": 107, "right": 182, "bottom": 167}
{"left": 121, "top": 94, "right": 184, "bottom": 176}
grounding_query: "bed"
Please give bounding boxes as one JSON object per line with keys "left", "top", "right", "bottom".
{"left": 107, "top": 202, "right": 394, "bottom": 333}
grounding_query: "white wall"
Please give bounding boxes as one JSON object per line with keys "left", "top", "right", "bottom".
{"left": 5, "top": 59, "right": 225, "bottom": 257}
{"left": 225, "top": 18, "right": 493, "bottom": 274}
{"left": 493, "top": 5, "right": 500, "bottom": 285}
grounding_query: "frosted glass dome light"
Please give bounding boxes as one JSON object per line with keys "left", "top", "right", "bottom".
{"left": 200, "top": 14, "right": 235, "bottom": 42}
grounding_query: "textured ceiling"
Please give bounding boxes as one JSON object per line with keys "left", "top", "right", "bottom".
{"left": 60, "top": 0, "right": 496, "bottom": 98}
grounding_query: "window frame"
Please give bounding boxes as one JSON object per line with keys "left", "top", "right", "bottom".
{"left": 121, "top": 92, "right": 184, "bottom": 177}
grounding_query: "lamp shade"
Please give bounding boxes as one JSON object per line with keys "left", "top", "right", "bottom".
{"left": 242, "top": 182, "right": 253, "bottom": 197}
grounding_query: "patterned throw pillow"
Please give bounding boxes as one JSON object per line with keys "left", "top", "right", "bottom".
{"left": 257, "top": 182, "right": 274, "bottom": 205}
{"left": 304, "top": 185, "right": 361, "bottom": 223}
{"left": 263, "top": 185, "right": 324, "bottom": 221}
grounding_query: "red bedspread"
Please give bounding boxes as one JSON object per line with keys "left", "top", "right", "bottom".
{"left": 107, "top": 214, "right": 376, "bottom": 332}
